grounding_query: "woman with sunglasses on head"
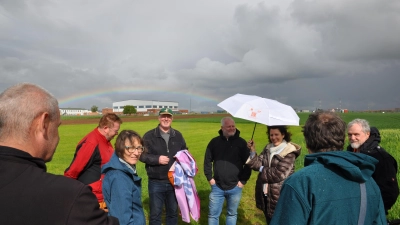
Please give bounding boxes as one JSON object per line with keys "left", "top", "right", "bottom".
{"left": 102, "top": 130, "right": 146, "bottom": 225}
{"left": 246, "top": 126, "right": 301, "bottom": 224}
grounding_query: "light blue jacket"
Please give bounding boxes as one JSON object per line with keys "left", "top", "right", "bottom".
{"left": 270, "top": 151, "right": 387, "bottom": 225}
{"left": 102, "top": 153, "right": 145, "bottom": 225}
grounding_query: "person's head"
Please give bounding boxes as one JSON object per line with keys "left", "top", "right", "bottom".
{"left": 267, "top": 126, "right": 291, "bottom": 146}
{"left": 158, "top": 108, "right": 173, "bottom": 132}
{"left": 303, "top": 111, "right": 346, "bottom": 153}
{"left": 347, "top": 119, "right": 370, "bottom": 149}
{"left": 98, "top": 113, "right": 122, "bottom": 141}
{"left": 221, "top": 117, "right": 236, "bottom": 138}
{"left": 0, "top": 83, "right": 60, "bottom": 162}
{"left": 114, "top": 130, "right": 144, "bottom": 165}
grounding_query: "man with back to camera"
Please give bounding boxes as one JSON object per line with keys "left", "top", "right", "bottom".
{"left": 64, "top": 112, "right": 122, "bottom": 210}
{"left": 270, "top": 111, "right": 386, "bottom": 225}
{"left": 0, "top": 83, "right": 119, "bottom": 225}
{"left": 347, "top": 118, "right": 399, "bottom": 215}
{"left": 204, "top": 117, "right": 252, "bottom": 225}
{"left": 139, "top": 108, "right": 187, "bottom": 225}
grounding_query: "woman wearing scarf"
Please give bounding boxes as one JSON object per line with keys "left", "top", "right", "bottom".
{"left": 246, "top": 126, "right": 301, "bottom": 224}
{"left": 102, "top": 130, "right": 146, "bottom": 225}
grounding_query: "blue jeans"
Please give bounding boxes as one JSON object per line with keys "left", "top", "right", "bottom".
{"left": 148, "top": 180, "right": 178, "bottom": 225}
{"left": 208, "top": 184, "right": 243, "bottom": 225}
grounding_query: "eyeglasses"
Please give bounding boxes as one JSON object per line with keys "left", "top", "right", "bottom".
{"left": 125, "top": 146, "right": 144, "bottom": 153}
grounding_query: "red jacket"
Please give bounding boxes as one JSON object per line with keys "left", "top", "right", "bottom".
{"left": 64, "top": 128, "right": 114, "bottom": 202}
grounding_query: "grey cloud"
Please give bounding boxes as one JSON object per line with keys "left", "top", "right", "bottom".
{"left": 0, "top": 0, "right": 399, "bottom": 112}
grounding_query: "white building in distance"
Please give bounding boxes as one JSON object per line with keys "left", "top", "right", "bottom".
{"left": 60, "top": 108, "right": 91, "bottom": 116}
{"left": 112, "top": 100, "right": 178, "bottom": 113}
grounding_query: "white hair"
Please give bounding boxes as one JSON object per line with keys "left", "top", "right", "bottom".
{"left": 0, "top": 83, "right": 59, "bottom": 141}
{"left": 347, "top": 118, "right": 370, "bottom": 133}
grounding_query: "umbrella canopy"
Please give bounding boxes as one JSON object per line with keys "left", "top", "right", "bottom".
{"left": 217, "top": 93, "right": 300, "bottom": 126}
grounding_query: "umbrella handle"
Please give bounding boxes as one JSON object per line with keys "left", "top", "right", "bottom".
{"left": 251, "top": 122, "right": 257, "bottom": 140}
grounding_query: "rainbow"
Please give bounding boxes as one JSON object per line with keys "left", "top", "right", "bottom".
{"left": 58, "top": 86, "right": 221, "bottom": 107}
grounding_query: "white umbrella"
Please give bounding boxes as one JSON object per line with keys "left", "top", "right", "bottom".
{"left": 217, "top": 93, "right": 299, "bottom": 138}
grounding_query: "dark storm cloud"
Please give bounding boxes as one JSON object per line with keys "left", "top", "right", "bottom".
{"left": 0, "top": 0, "right": 399, "bottom": 112}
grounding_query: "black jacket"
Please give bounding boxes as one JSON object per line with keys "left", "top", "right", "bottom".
{"left": 204, "top": 129, "right": 252, "bottom": 190}
{"left": 0, "top": 146, "right": 119, "bottom": 225}
{"left": 347, "top": 127, "right": 399, "bottom": 212}
{"left": 140, "top": 125, "right": 187, "bottom": 181}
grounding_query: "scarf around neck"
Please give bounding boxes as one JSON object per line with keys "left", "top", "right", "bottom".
{"left": 119, "top": 158, "right": 137, "bottom": 174}
{"left": 269, "top": 140, "right": 288, "bottom": 165}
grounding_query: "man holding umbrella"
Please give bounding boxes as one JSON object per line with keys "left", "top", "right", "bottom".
{"left": 204, "top": 117, "right": 252, "bottom": 225}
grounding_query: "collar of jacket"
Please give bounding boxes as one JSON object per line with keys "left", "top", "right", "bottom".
{"left": 218, "top": 128, "right": 241, "bottom": 140}
{"left": 154, "top": 124, "right": 176, "bottom": 137}
{"left": 266, "top": 142, "right": 301, "bottom": 158}
{"left": 0, "top": 145, "right": 47, "bottom": 171}
{"left": 94, "top": 127, "right": 110, "bottom": 143}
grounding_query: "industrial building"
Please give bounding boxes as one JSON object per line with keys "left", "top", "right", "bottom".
{"left": 59, "top": 108, "right": 91, "bottom": 116}
{"left": 112, "top": 100, "right": 179, "bottom": 114}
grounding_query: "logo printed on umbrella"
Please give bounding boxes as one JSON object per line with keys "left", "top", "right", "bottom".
{"left": 249, "top": 108, "right": 261, "bottom": 118}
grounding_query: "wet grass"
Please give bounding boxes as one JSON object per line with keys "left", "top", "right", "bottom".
{"left": 49, "top": 112, "right": 400, "bottom": 223}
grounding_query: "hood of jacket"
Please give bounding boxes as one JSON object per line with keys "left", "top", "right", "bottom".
{"left": 101, "top": 153, "right": 137, "bottom": 176}
{"left": 347, "top": 127, "right": 381, "bottom": 153}
{"left": 305, "top": 151, "right": 378, "bottom": 183}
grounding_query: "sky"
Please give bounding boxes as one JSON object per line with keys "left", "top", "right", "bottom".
{"left": 1, "top": 0, "right": 399, "bottom": 112}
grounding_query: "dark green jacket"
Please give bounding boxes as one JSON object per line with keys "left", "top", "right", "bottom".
{"left": 271, "top": 151, "right": 387, "bottom": 225}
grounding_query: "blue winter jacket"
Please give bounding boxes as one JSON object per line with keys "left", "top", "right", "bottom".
{"left": 270, "top": 151, "right": 387, "bottom": 225}
{"left": 102, "top": 153, "right": 145, "bottom": 225}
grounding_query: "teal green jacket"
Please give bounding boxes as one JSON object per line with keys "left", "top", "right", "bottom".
{"left": 102, "top": 153, "right": 145, "bottom": 225}
{"left": 270, "top": 151, "right": 387, "bottom": 225}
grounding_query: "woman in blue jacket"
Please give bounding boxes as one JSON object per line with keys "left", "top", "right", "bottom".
{"left": 102, "top": 130, "right": 146, "bottom": 225}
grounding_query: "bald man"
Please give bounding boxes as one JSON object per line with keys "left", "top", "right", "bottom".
{"left": 0, "top": 83, "right": 119, "bottom": 225}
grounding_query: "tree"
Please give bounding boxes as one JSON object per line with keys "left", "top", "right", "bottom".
{"left": 91, "top": 105, "right": 98, "bottom": 113}
{"left": 123, "top": 105, "right": 136, "bottom": 115}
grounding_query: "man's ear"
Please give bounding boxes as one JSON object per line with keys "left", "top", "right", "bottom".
{"left": 35, "top": 112, "right": 51, "bottom": 138}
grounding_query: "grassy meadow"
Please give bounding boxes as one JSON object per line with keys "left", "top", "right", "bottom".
{"left": 48, "top": 112, "right": 400, "bottom": 224}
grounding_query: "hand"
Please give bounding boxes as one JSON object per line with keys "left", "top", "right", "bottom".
{"left": 159, "top": 155, "right": 170, "bottom": 165}
{"left": 209, "top": 178, "right": 216, "bottom": 186}
{"left": 237, "top": 181, "right": 244, "bottom": 188}
{"left": 247, "top": 140, "right": 256, "bottom": 152}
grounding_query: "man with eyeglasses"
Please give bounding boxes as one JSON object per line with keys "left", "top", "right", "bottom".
{"left": 65, "top": 113, "right": 123, "bottom": 211}
{"left": 140, "top": 108, "right": 188, "bottom": 225}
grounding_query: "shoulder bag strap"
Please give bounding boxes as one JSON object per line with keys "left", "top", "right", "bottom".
{"left": 358, "top": 182, "right": 367, "bottom": 225}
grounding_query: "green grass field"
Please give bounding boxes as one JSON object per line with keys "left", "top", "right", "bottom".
{"left": 48, "top": 112, "right": 400, "bottom": 224}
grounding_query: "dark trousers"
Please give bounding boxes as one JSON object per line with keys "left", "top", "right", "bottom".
{"left": 264, "top": 195, "right": 271, "bottom": 224}
{"left": 148, "top": 180, "right": 178, "bottom": 225}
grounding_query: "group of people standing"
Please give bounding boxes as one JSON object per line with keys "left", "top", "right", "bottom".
{"left": 65, "top": 106, "right": 187, "bottom": 225}
{"left": 0, "top": 82, "right": 398, "bottom": 225}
